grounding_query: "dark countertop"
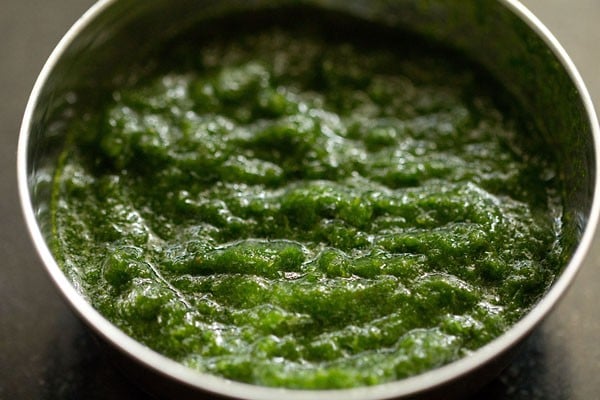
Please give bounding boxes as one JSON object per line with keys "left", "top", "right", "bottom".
{"left": 1, "top": 1, "right": 598, "bottom": 399}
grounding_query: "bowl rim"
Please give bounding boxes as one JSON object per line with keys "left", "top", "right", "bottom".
{"left": 17, "top": 0, "right": 600, "bottom": 399}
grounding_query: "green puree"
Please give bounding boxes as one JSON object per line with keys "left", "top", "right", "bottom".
{"left": 51, "top": 25, "right": 563, "bottom": 389}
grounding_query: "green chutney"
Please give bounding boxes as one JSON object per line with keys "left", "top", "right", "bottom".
{"left": 51, "top": 17, "right": 564, "bottom": 389}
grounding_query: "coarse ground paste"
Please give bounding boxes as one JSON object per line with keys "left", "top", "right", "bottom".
{"left": 51, "top": 16, "right": 564, "bottom": 389}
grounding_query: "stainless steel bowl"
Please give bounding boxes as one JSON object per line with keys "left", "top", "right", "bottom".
{"left": 18, "top": 0, "right": 600, "bottom": 399}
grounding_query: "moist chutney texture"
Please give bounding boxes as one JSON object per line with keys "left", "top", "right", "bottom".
{"left": 51, "top": 17, "right": 563, "bottom": 389}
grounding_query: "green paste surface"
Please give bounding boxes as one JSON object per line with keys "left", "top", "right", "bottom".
{"left": 51, "top": 26, "right": 563, "bottom": 389}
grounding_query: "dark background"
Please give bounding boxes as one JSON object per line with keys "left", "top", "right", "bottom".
{"left": 1, "top": 1, "right": 598, "bottom": 398}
